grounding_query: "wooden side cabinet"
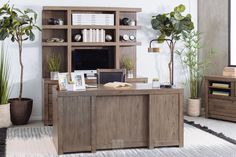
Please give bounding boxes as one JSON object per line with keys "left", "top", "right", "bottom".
{"left": 205, "top": 75, "right": 236, "bottom": 122}
{"left": 43, "top": 77, "right": 148, "bottom": 125}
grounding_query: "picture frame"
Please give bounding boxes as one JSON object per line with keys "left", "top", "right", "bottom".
{"left": 71, "top": 71, "right": 86, "bottom": 90}
{"left": 58, "top": 73, "right": 69, "bottom": 91}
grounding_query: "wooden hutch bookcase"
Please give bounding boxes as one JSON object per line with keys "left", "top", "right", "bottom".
{"left": 42, "top": 6, "right": 147, "bottom": 125}
{"left": 205, "top": 75, "right": 236, "bottom": 122}
{"left": 42, "top": 6, "right": 142, "bottom": 77}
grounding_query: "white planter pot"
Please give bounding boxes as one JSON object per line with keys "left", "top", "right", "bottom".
{"left": 127, "top": 70, "right": 134, "bottom": 78}
{"left": 187, "top": 98, "right": 201, "bottom": 117}
{"left": 0, "top": 103, "right": 12, "bottom": 128}
{"left": 50, "top": 71, "right": 59, "bottom": 80}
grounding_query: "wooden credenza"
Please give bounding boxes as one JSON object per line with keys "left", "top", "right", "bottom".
{"left": 205, "top": 75, "right": 236, "bottom": 122}
{"left": 43, "top": 78, "right": 148, "bottom": 125}
{"left": 52, "top": 83, "right": 183, "bottom": 154}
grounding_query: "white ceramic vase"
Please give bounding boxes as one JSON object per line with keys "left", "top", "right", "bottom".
{"left": 50, "top": 71, "right": 59, "bottom": 80}
{"left": 127, "top": 70, "right": 134, "bottom": 78}
{"left": 0, "top": 103, "right": 12, "bottom": 128}
{"left": 187, "top": 98, "right": 201, "bottom": 117}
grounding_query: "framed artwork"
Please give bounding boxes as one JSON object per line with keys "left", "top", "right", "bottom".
{"left": 229, "top": 0, "right": 236, "bottom": 66}
{"left": 58, "top": 73, "right": 69, "bottom": 90}
{"left": 71, "top": 71, "right": 86, "bottom": 90}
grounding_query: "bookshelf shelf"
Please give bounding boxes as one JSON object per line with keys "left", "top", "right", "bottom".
{"left": 119, "top": 26, "right": 141, "bottom": 30}
{"left": 42, "top": 25, "right": 68, "bottom": 29}
{"left": 208, "top": 86, "right": 231, "bottom": 90}
{"left": 71, "top": 42, "right": 116, "bottom": 46}
{"left": 71, "top": 25, "right": 116, "bottom": 29}
{"left": 205, "top": 75, "right": 236, "bottom": 122}
{"left": 208, "top": 94, "right": 232, "bottom": 99}
{"left": 119, "top": 42, "right": 141, "bottom": 46}
{"left": 42, "top": 42, "right": 68, "bottom": 46}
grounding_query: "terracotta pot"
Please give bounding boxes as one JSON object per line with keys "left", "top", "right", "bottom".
{"left": 187, "top": 98, "right": 201, "bottom": 117}
{"left": 0, "top": 103, "right": 12, "bottom": 128}
{"left": 9, "top": 98, "right": 33, "bottom": 125}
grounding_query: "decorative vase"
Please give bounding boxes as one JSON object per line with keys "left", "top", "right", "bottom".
{"left": 9, "top": 98, "right": 33, "bottom": 125}
{"left": 50, "top": 71, "right": 59, "bottom": 80}
{"left": 127, "top": 70, "right": 134, "bottom": 78}
{"left": 0, "top": 103, "right": 12, "bottom": 128}
{"left": 187, "top": 98, "right": 201, "bottom": 117}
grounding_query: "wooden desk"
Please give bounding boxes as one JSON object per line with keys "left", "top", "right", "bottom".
{"left": 52, "top": 84, "right": 184, "bottom": 154}
{"left": 43, "top": 77, "right": 148, "bottom": 125}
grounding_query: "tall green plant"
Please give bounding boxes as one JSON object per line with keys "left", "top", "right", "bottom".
{"left": 0, "top": 3, "right": 41, "bottom": 100}
{"left": 176, "top": 31, "right": 214, "bottom": 99}
{"left": 151, "top": 4, "right": 194, "bottom": 85}
{"left": 0, "top": 43, "right": 10, "bottom": 104}
{"left": 48, "top": 55, "right": 61, "bottom": 72}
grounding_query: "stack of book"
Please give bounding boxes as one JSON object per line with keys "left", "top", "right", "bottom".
{"left": 211, "top": 82, "right": 230, "bottom": 88}
{"left": 72, "top": 13, "right": 114, "bottom": 25}
{"left": 211, "top": 91, "right": 230, "bottom": 96}
{"left": 82, "top": 29, "right": 105, "bottom": 42}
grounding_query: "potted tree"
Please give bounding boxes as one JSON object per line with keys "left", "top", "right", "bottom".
{"left": 0, "top": 43, "right": 11, "bottom": 128}
{"left": 176, "top": 31, "right": 214, "bottom": 116}
{"left": 48, "top": 54, "right": 61, "bottom": 80}
{"left": 151, "top": 4, "right": 194, "bottom": 86}
{"left": 0, "top": 3, "right": 41, "bottom": 125}
{"left": 120, "top": 56, "right": 134, "bottom": 78}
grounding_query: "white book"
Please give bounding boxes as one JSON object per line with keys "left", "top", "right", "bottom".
{"left": 72, "top": 13, "right": 114, "bottom": 26}
{"left": 96, "top": 29, "right": 99, "bottom": 42}
{"left": 98, "top": 29, "right": 102, "bottom": 42}
{"left": 82, "top": 29, "right": 87, "bottom": 42}
{"left": 89, "top": 29, "right": 92, "bottom": 42}
{"left": 102, "top": 29, "right": 105, "bottom": 42}
{"left": 92, "top": 29, "right": 96, "bottom": 42}
{"left": 101, "top": 29, "right": 104, "bottom": 42}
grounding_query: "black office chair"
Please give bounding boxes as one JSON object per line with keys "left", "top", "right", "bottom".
{"left": 97, "top": 69, "right": 126, "bottom": 84}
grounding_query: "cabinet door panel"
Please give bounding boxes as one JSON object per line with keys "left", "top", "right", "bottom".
{"left": 96, "top": 95, "right": 148, "bottom": 149}
{"left": 62, "top": 96, "right": 91, "bottom": 152}
{"left": 209, "top": 99, "right": 236, "bottom": 117}
{"left": 150, "top": 94, "right": 179, "bottom": 145}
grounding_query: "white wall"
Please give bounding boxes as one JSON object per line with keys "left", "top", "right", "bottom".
{"left": 0, "top": 0, "right": 197, "bottom": 120}
{"left": 230, "top": 0, "right": 236, "bottom": 65}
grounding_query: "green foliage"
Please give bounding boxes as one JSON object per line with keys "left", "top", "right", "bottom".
{"left": 0, "top": 3, "right": 41, "bottom": 42}
{"left": 151, "top": 4, "right": 194, "bottom": 43}
{"left": 176, "top": 31, "right": 215, "bottom": 99}
{"left": 120, "top": 56, "right": 134, "bottom": 71}
{"left": 48, "top": 55, "right": 61, "bottom": 72}
{"left": 151, "top": 4, "right": 194, "bottom": 85}
{"left": 0, "top": 43, "right": 10, "bottom": 104}
{"left": 0, "top": 3, "right": 41, "bottom": 99}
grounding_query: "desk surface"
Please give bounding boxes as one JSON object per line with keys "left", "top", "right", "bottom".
{"left": 57, "top": 83, "right": 183, "bottom": 96}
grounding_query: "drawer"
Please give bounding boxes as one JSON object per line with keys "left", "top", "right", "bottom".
{"left": 209, "top": 99, "right": 236, "bottom": 117}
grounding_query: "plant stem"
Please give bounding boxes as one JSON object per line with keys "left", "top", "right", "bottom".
{"left": 168, "top": 41, "right": 175, "bottom": 85}
{"left": 18, "top": 37, "right": 23, "bottom": 100}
